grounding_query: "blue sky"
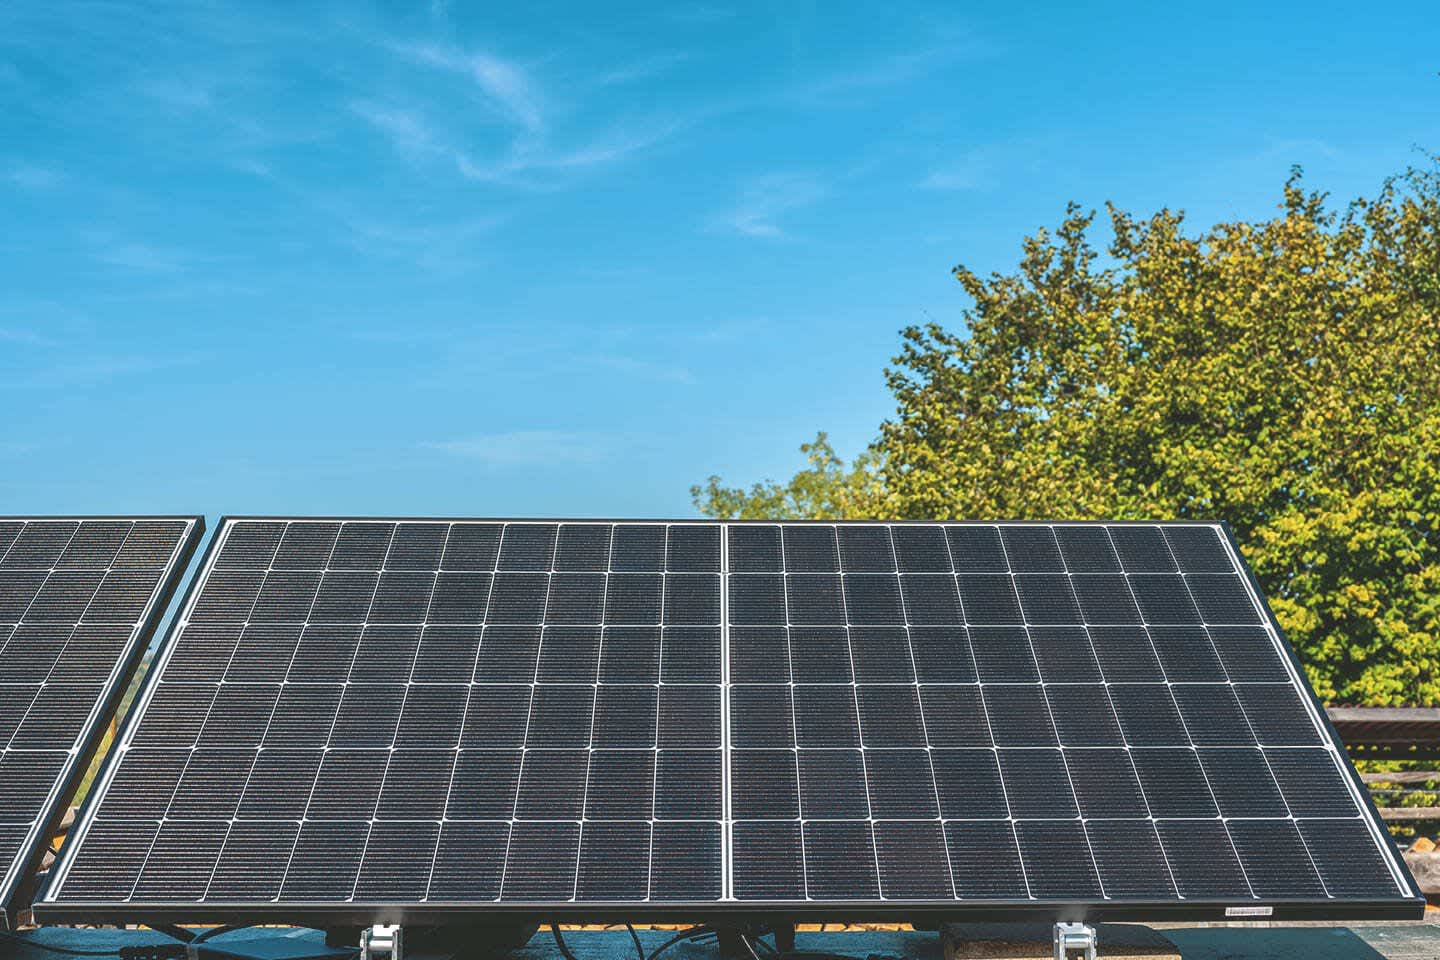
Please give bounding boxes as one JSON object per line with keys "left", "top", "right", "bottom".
{"left": 2, "top": 1, "right": 1436, "bottom": 520}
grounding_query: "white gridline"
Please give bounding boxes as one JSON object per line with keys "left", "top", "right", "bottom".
{"left": 44, "top": 519, "right": 1414, "bottom": 907}
{"left": 0, "top": 518, "right": 195, "bottom": 917}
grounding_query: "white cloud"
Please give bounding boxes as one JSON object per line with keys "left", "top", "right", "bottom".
{"left": 391, "top": 43, "right": 545, "bottom": 133}
{"left": 789, "top": 31, "right": 992, "bottom": 107}
{"left": 422, "top": 430, "right": 608, "bottom": 466}
{"left": 371, "top": 39, "right": 685, "bottom": 189}
{"left": 595, "top": 52, "right": 690, "bottom": 88}
{"left": 923, "top": 150, "right": 992, "bottom": 191}
{"left": 713, "top": 172, "right": 828, "bottom": 239}
{"left": 468, "top": 53, "right": 545, "bottom": 133}
{"left": 348, "top": 100, "right": 445, "bottom": 159}
{"left": 456, "top": 119, "right": 680, "bottom": 185}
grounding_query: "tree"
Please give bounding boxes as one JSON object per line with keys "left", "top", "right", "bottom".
{"left": 696, "top": 164, "right": 1440, "bottom": 705}
{"left": 691, "top": 432, "right": 885, "bottom": 520}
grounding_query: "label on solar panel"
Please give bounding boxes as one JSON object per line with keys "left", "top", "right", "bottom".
{"left": 38, "top": 519, "right": 1422, "bottom": 923}
{"left": 0, "top": 517, "right": 201, "bottom": 927}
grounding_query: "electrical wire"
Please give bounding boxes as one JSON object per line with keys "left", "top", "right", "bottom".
{"left": 644, "top": 925, "right": 717, "bottom": 960}
{"left": 551, "top": 923, "right": 649, "bottom": 960}
{"left": 550, "top": 925, "right": 580, "bottom": 960}
{"left": 191, "top": 926, "right": 250, "bottom": 945}
{"left": 141, "top": 926, "right": 193, "bottom": 945}
{"left": 624, "top": 924, "right": 645, "bottom": 960}
{"left": 0, "top": 927, "right": 354, "bottom": 960}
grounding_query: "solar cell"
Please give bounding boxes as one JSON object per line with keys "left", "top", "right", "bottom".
{"left": 38, "top": 520, "right": 1421, "bottom": 925}
{"left": 0, "top": 517, "right": 201, "bottom": 928}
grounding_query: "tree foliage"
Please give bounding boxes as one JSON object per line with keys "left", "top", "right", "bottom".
{"left": 695, "top": 165, "right": 1440, "bottom": 705}
{"left": 690, "top": 432, "right": 884, "bottom": 520}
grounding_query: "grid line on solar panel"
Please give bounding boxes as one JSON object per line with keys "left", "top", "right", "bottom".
{"left": 53, "top": 520, "right": 730, "bottom": 907}
{"left": 1047, "top": 528, "right": 1184, "bottom": 896}
{"left": 1140, "top": 528, "right": 1331, "bottom": 898}
{"left": 41, "top": 520, "right": 1413, "bottom": 917}
{"left": 0, "top": 517, "right": 198, "bottom": 927}
{"left": 991, "top": 527, "right": 1105, "bottom": 898}
{"left": 1094, "top": 526, "right": 1319, "bottom": 899}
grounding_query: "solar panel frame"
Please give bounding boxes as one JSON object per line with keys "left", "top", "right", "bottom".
{"left": 0, "top": 516, "right": 203, "bottom": 929}
{"left": 35, "top": 517, "right": 1423, "bottom": 926}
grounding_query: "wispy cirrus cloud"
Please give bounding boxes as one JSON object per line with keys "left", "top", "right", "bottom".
{"left": 711, "top": 172, "right": 828, "bottom": 239}
{"left": 231, "top": 161, "right": 506, "bottom": 271}
{"left": 922, "top": 137, "right": 1059, "bottom": 192}
{"left": 348, "top": 101, "right": 445, "bottom": 160}
{"left": 422, "top": 430, "right": 609, "bottom": 466}
{"left": 392, "top": 43, "right": 546, "bottom": 133}
{"left": 797, "top": 50, "right": 945, "bottom": 104}
{"left": 455, "top": 119, "right": 681, "bottom": 185}
{"left": 595, "top": 52, "right": 690, "bottom": 88}
{"left": 339, "top": 213, "right": 506, "bottom": 271}
{"left": 358, "top": 41, "right": 682, "bottom": 189}
{"left": 923, "top": 147, "right": 995, "bottom": 191}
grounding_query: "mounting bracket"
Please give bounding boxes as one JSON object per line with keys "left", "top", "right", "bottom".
{"left": 360, "top": 924, "right": 402, "bottom": 960}
{"left": 1053, "top": 922, "right": 1097, "bottom": 960}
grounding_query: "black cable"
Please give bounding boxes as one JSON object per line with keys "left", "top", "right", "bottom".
{"left": 191, "top": 926, "right": 249, "bottom": 945}
{"left": 644, "top": 925, "right": 716, "bottom": 960}
{"left": 141, "top": 926, "right": 193, "bottom": 945}
{"left": 0, "top": 928, "right": 352, "bottom": 960}
{"left": 624, "top": 925, "right": 645, "bottom": 960}
{"left": 550, "top": 926, "right": 580, "bottom": 960}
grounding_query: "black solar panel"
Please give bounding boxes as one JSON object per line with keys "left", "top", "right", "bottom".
{"left": 0, "top": 517, "right": 201, "bottom": 927}
{"left": 36, "top": 519, "right": 1421, "bottom": 924}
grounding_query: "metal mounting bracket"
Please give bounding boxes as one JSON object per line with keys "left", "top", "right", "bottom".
{"left": 1053, "top": 922, "right": 1097, "bottom": 960}
{"left": 360, "top": 924, "right": 402, "bottom": 960}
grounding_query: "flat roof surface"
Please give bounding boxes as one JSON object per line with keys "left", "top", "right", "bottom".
{"left": 8, "top": 925, "right": 1440, "bottom": 960}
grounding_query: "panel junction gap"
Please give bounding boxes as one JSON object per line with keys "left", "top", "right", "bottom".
{"left": 719, "top": 523, "right": 732, "bottom": 901}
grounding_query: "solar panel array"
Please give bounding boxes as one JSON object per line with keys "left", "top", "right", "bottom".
{"left": 39, "top": 519, "right": 1418, "bottom": 923}
{"left": 0, "top": 517, "right": 200, "bottom": 927}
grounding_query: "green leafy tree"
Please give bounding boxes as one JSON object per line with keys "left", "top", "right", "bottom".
{"left": 691, "top": 432, "right": 885, "bottom": 520}
{"left": 696, "top": 165, "right": 1440, "bottom": 705}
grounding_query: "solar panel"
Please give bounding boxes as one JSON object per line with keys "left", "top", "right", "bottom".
{"left": 0, "top": 517, "right": 202, "bottom": 928}
{"left": 37, "top": 519, "right": 1421, "bottom": 925}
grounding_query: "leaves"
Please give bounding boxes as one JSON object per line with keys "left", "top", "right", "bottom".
{"left": 696, "top": 161, "right": 1440, "bottom": 705}
{"left": 690, "top": 432, "right": 888, "bottom": 520}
